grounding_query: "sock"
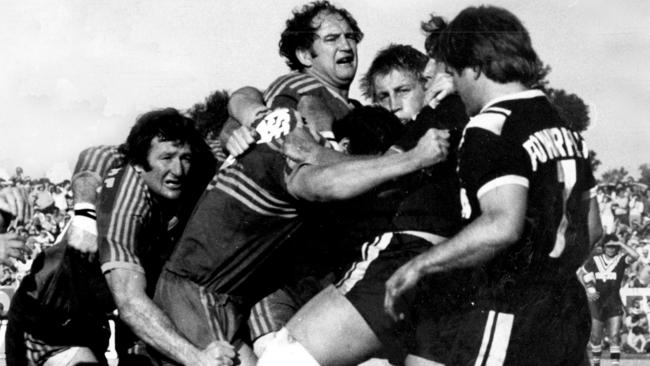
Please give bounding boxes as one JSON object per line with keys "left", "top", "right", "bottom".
{"left": 610, "top": 344, "right": 620, "bottom": 366}
{"left": 591, "top": 343, "right": 601, "bottom": 366}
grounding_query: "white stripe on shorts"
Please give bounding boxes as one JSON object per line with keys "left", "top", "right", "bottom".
{"left": 336, "top": 233, "right": 394, "bottom": 294}
{"left": 474, "top": 310, "right": 514, "bottom": 366}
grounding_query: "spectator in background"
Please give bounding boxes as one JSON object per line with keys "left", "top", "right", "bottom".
{"left": 601, "top": 195, "right": 616, "bottom": 234}
{"left": 578, "top": 235, "right": 640, "bottom": 366}
{"left": 624, "top": 299, "right": 649, "bottom": 353}
{"left": 630, "top": 192, "right": 645, "bottom": 229}
{"left": 614, "top": 186, "right": 630, "bottom": 226}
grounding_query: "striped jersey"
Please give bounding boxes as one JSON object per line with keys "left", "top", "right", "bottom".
{"left": 263, "top": 71, "right": 359, "bottom": 120}
{"left": 73, "top": 145, "right": 123, "bottom": 178}
{"left": 97, "top": 165, "right": 180, "bottom": 295}
{"left": 458, "top": 90, "right": 596, "bottom": 302}
{"left": 163, "top": 110, "right": 308, "bottom": 300}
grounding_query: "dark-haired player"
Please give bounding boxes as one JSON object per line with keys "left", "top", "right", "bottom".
{"left": 386, "top": 6, "right": 602, "bottom": 366}
{"left": 577, "top": 235, "right": 639, "bottom": 366}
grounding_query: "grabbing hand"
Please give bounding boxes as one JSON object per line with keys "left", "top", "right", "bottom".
{"left": 424, "top": 63, "right": 454, "bottom": 109}
{"left": 225, "top": 125, "right": 259, "bottom": 157}
{"left": 409, "top": 128, "right": 450, "bottom": 168}
{"left": 196, "top": 340, "right": 236, "bottom": 366}
{"left": 384, "top": 257, "right": 425, "bottom": 322}
{"left": 283, "top": 124, "right": 322, "bottom": 165}
{"left": 0, "top": 232, "right": 31, "bottom": 266}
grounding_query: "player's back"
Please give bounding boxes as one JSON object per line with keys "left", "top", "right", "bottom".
{"left": 460, "top": 91, "right": 596, "bottom": 305}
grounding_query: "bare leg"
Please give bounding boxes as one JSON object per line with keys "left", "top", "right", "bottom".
{"left": 272, "top": 285, "right": 383, "bottom": 366}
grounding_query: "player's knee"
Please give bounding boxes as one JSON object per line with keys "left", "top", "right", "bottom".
{"left": 257, "top": 328, "right": 320, "bottom": 366}
{"left": 253, "top": 331, "right": 277, "bottom": 358}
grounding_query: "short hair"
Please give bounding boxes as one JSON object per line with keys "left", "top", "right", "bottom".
{"left": 187, "top": 90, "right": 230, "bottom": 139}
{"left": 431, "top": 6, "right": 544, "bottom": 87}
{"left": 332, "top": 105, "right": 404, "bottom": 155}
{"left": 279, "top": 0, "right": 363, "bottom": 71}
{"left": 360, "top": 44, "right": 428, "bottom": 100}
{"left": 119, "top": 108, "right": 204, "bottom": 170}
{"left": 421, "top": 14, "right": 448, "bottom": 57}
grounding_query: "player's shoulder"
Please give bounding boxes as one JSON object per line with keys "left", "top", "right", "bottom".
{"left": 264, "top": 71, "right": 322, "bottom": 101}
{"left": 99, "top": 165, "right": 149, "bottom": 211}
{"left": 465, "top": 107, "right": 510, "bottom": 137}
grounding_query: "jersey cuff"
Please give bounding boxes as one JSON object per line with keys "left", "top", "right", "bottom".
{"left": 477, "top": 175, "right": 529, "bottom": 199}
{"left": 101, "top": 261, "right": 145, "bottom": 275}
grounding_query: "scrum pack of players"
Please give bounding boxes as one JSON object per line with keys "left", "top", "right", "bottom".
{"left": 3, "top": 2, "right": 604, "bottom": 366}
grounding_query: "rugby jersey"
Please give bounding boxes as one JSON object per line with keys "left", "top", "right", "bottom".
{"left": 73, "top": 145, "right": 123, "bottom": 178}
{"left": 458, "top": 89, "right": 596, "bottom": 297}
{"left": 264, "top": 71, "right": 359, "bottom": 121}
{"left": 163, "top": 109, "right": 308, "bottom": 301}
{"left": 581, "top": 252, "right": 629, "bottom": 299}
{"left": 97, "top": 165, "right": 180, "bottom": 296}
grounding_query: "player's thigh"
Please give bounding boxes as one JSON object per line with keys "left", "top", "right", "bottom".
{"left": 286, "top": 284, "right": 382, "bottom": 366}
{"left": 43, "top": 347, "right": 98, "bottom": 366}
{"left": 404, "top": 354, "right": 444, "bottom": 366}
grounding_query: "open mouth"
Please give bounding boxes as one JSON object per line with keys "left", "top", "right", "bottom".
{"left": 336, "top": 56, "right": 354, "bottom": 65}
{"left": 164, "top": 180, "right": 182, "bottom": 190}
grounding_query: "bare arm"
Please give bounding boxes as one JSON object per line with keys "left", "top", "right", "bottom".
{"left": 106, "top": 269, "right": 234, "bottom": 366}
{"left": 587, "top": 195, "right": 603, "bottom": 247}
{"left": 385, "top": 184, "right": 527, "bottom": 319}
{"left": 286, "top": 128, "right": 450, "bottom": 202}
{"left": 219, "top": 87, "right": 268, "bottom": 157}
{"left": 619, "top": 240, "right": 641, "bottom": 262}
{"left": 227, "top": 86, "right": 269, "bottom": 128}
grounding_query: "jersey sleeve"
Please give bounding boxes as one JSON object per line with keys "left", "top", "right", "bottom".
{"left": 459, "top": 112, "right": 530, "bottom": 199}
{"left": 96, "top": 166, "right": 150, "bottom": 274}
{"left": 73, "top": 145, "right": 124, "bottom": 178}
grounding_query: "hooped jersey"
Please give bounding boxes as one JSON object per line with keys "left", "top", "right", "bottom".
{"left": 264, "top": 71, "right": 359, "bottom": 121}
{"left": 581, "top": 253, "right": 629, "bottom": 300}
{"left": 163, "top": 109, "right": 311, "bottom": 300}
{"left": 458, "top": 90, "right": 596, "bottom": 298}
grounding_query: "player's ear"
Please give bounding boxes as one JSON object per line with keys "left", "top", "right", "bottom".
{"left": 296, "top": 48, "right": 313, "bottom": 68}
{"left": 339, "top": 137, "right": 350, "bottom": 154}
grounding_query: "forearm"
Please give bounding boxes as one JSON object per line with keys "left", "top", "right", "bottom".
{"left": 118, "top": 294, "right": 203, "bottom": 365}
{"left": 411, "top": 213, "right": 518, "bottom": 276}
{"left": 289, "top": 149, "right": 427, "bottom": 201}
{"left": 620, "top": 242, "right": 640, "bottom": 260}
{"left": 227, "top": 86, "right": 268, "bottom": 128}
{"left": 587, "top": 196, "right": 603, "bottom": 246}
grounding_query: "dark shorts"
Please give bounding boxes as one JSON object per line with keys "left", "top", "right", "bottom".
{"left": 154, "top": 270, "right": 250, "bottom": 359}
{"left": 337, "top": 232, "right": 474, "bottom": 361}
{"left": 588, "top": 294, "right": 624, "bottom": 321}
{"left": 415, "top": 281, "right": 591, "bottom": 366}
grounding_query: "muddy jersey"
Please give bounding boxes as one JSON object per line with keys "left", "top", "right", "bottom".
{"left": 458, "top": 90, "right": 596, "bottom": 306}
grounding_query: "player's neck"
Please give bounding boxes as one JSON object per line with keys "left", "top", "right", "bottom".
{"left": 479, "top": 80, "right": 528, "bottom": 109}
{"left": 305, "top": 69, "right": 350, "bottom": 99}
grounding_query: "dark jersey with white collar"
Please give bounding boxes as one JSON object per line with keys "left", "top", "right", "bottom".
{"left": 458, "top": 90, "right": 596, "bottom": 306}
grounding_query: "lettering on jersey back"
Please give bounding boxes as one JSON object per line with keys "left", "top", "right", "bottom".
{"left": 522, "top": 127, "right": 589, "bottom": 171}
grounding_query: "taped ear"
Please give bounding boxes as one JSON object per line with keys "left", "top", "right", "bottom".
{"left": 296, "top": 48, "right": 313, "bottom": 68}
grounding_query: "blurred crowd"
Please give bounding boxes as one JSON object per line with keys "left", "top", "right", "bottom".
{"left": 596, "top": 180, "right": 650, "bottom": 354}
{"left": 0, "top": 168, "right": 73, "bottom": 289}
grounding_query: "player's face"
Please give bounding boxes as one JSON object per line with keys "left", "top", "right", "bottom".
{"left": 604, "top": 245, "right": 618, "bottom": 258}
{"left": 373, "top": 69, "right": 426, "bottom": 124}
{"left": 306, "top": 11, "right": 358, "bottom": 90}
{"left": 138, "top": 137, "right": 192, "bottom": 201}
{"left": 449, "top": 67, "right": 482, "bottom": 116}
